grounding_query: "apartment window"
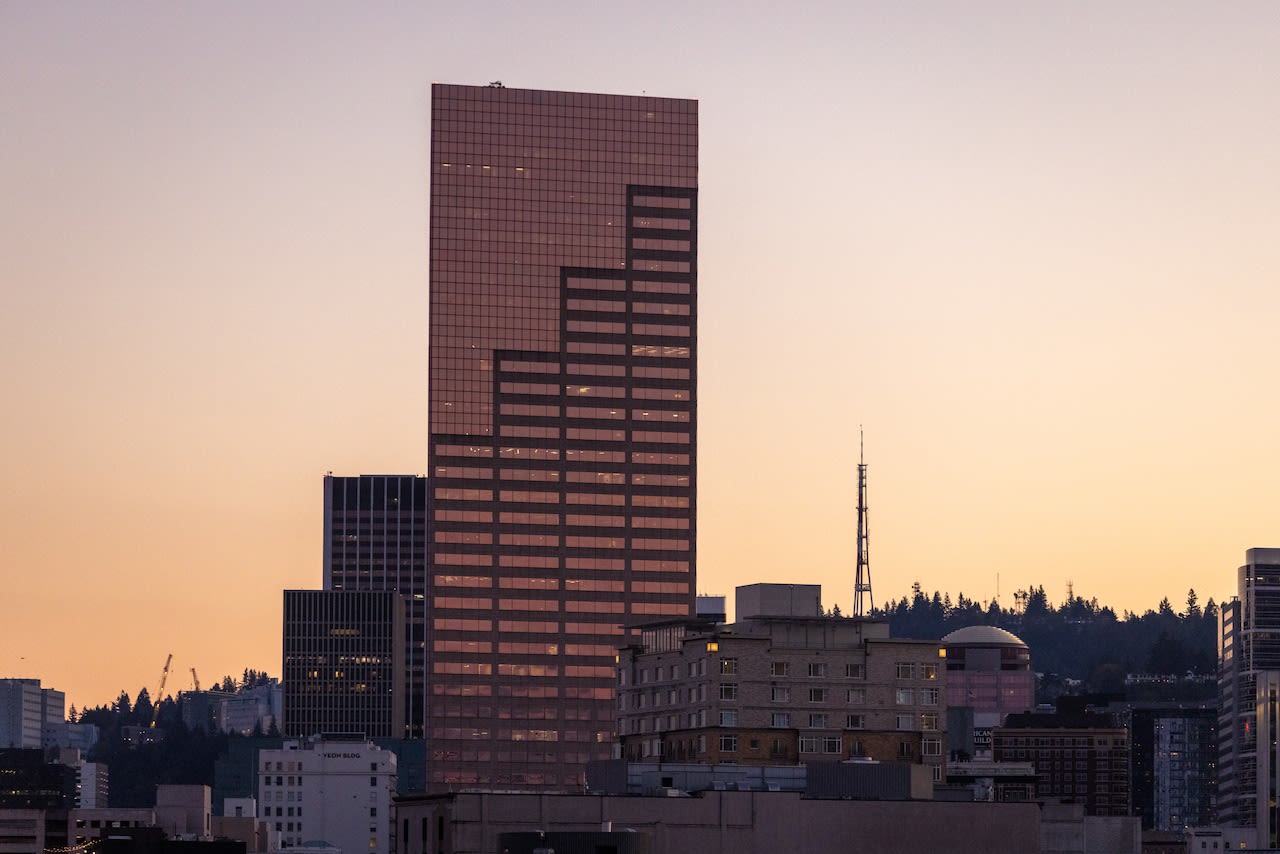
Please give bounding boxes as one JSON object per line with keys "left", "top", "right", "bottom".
{"left": 771, "top": 687, "right": 791, "bottom": 703}
{"left": 720, "top": 683, "right": 738, "bottom": 701}
{"left": 370, "top": 808, "right": 377, "bottom": 817}
{"left": 932, "top": 765, "right": 943, "bottom": 782}
{"left": 922, "top": 713, "right": 939, "bottom": 731}
{"left": 807, "top": 663, "right": 828, "bottom": 678}
{"left": 809, "top": 688, "right": 827, "bottom": 703}
{"left": 896, "top": 662, "right": 915, "bottom": 679}
{"left": 920, "top": 688, "right": 939, "bottom": 706}
{"left": 809, "top": 714, "right": 828, "bottom": 728}
{"left": 847, "top": 688, "right": 865, "bottom": 704}
{"left": 771, "top": 662, "right": 790, "bottom": 677}
{"left": 898, "top": 742, "right": 914, "bottom": 759}
{"left": 922, "top": 662, "right": 939, "bottom": 680}
{"left": 370, "top": 777, "right": 377, "bottom": 786}
{"left": 823, "top": 737, "right": 842, "bottom": 754}
{"left": 845, "top": 663, "right": 865, "bottom": 679}
{"left": 799, "top": 736, "right": 819, "bottom": 753}
{"left": 721, "top": 658, "right": 737, "bottom": 675}
{"left": 720, "top": 710, "right": 738, "bottom": 727}
{"left": 896, "top": 688, "right": 914, "bottom": 705}
{"left": 719, "top": 734, "right": 738, "bottom": 753}
{"left": 923, "top": 738, "right": 942, "bottom": 756}
{"left": 896, "top": 714, "right": 915, "bottom": 730}
{"left": 847, "top": 714, "right": 865, "bottom": 730}
{"left": 771, "top": 713, "right": 791, "bottom": 728}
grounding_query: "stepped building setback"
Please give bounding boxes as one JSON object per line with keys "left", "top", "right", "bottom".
{"left": 425, "top": 83, "right": 698, "bottom": 788}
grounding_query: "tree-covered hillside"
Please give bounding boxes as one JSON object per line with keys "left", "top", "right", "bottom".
{"left": 874, "top": 585, "right": 1218, "bottom": 694}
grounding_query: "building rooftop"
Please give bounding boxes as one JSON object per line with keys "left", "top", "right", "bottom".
{"left": 942, "top": 625, "right": 1028, "bottom": 648}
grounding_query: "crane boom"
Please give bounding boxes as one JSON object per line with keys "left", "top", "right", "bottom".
{"left": 151, "top": 654, "right": 172, "bottom": 728}
{"left": 190, "top": 667, "right": 201, "bottom": 692}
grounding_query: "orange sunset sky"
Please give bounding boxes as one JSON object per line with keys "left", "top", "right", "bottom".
{"left": 3, "top": 2, "right": 1279, "bottom": 712}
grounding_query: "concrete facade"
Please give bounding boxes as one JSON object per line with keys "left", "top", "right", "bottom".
{"left": 155, "top": 785, "right": 211, "bottom": 839}
{"left": 78, "top": 761, "right": 109, "bottom": 809}
{"left": 0, "top": 681, "right": 63, "bottom": 750}
{"left": 70, "top": 808, "right": 156, "bottom": 845}
{"left": 257, "top": 737, "right": 396, "bottom": 854}
{"left": 394, "top": 791, "right": 1043, "bottom": 854}
{"left": 0, "top": 808, "right": 69, "bottom": 854}
{"left": 617, "top": 586, "right": 946, "bottom": 781}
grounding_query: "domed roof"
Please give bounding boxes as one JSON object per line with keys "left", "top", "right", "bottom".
{"left": 941, "top": 625, "right": 1028, "bottom": 648}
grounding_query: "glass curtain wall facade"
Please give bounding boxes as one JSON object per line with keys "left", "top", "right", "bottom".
{"left": 282, "top": 589, "right": 406, "bottom": 738}
{"left": 1218, "top": 548, "right": 1280, "bottom": 831}
{"left": 323, "top": 475, "right": 428, "bottom": 737}
{"left": 427, "top": 83, "right": 698, "bottom": 788}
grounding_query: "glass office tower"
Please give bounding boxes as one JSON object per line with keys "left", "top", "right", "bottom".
{"left": 323, "top": 474, "right": 429, "bottom": 738}
{"left": 427, "top": 83, "right": 697, "bottom": 787}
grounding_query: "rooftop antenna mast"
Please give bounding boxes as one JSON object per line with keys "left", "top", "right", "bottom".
{"left": 853, "top": 427, "right": 873, "bottom": 617}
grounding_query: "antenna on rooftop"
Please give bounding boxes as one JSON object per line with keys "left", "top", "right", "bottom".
{"left": 853, "top": 427, "right": 873, "bottom": 617}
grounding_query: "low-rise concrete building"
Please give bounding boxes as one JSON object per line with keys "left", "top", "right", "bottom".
{"left": 156, "top": 785, "right": 212, "bottom": 839}
{"left": 70, "top": 807, "right": 156, "bottom": 846}
{"left": 616, "top": 584, "right": 947, "bottom": 781}
{"left": 394, "top": 790, "right": 1043, "bottom": 854}
{"left": 0, "top": 808, "right": 69, "bottom": 854}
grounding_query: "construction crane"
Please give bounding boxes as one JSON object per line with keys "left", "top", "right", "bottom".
{"left": 190, "top": 668, "right": 201, "bottom": 692}
{"left": 151, "top": 654, "right": 172, "bottom": 728}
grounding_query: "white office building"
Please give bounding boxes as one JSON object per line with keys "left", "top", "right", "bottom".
{"left": 257, "top": 737, "right": 396, "bottom": 854}
{"left": 0, "top": 679, "right": 64, "bottom": 749}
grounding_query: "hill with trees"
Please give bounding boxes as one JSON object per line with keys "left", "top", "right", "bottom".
{"left": 873, "top": 585, "right": 1218, "bottom": 697}
{"left": 74, "top": 669, "right": 275, "bottom": 807}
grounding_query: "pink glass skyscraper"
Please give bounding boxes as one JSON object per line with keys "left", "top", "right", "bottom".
{"left": 426, "top": 83, "right": 698, "bottom": 788}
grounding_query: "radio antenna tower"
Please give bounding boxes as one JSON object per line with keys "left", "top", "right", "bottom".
{"left": 853, "top": 427, "right": 873, "bottom": 617}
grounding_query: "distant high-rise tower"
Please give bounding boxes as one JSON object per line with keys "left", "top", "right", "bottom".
{"left": 322, "top": 474, "right": 428, "bottom": 737}
{"left": 1219, "top": 548, "right": 1280, "bottom": 839}
{"left": 427, "top": 83, "right": 698, "bottom": 788}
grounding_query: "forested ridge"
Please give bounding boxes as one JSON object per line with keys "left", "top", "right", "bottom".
{"left": 72, "top": 669, "right": 276, "bottom": 807}
{"left": 873, "top": 584, "right": 1218, "bottom": 695}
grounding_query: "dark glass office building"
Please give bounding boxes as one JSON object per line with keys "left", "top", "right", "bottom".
{"left": 322, "top": 474, "right": 428, "bottom": 737}
{"left": 427, "top": 83, "right": 697, "bottom": 787}
{"left": 282, "top": 589, "right": 405, "bottom": 738}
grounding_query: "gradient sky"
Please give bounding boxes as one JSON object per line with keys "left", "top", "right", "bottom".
{"left": 4, "top": 2, "right": 1279, "bottom": 713}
